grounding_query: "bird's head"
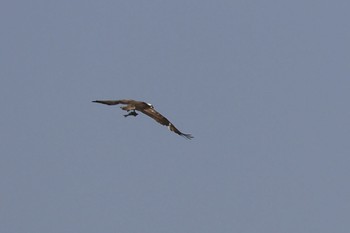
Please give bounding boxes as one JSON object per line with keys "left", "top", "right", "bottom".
{"left": 147, "top": 103, "right": 154, "bottom": 108}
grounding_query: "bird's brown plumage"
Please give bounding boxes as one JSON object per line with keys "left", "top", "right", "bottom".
{"left": 92, "top": 99, "right": 193, "bottom": 139}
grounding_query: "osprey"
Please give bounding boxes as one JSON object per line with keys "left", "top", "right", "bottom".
{"left": 92, "top": 99, "right": 193, "bottom": 139}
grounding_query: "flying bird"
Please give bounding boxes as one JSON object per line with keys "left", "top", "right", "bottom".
{"left": 92, "top": 99, "right": 194, "bottom": 139}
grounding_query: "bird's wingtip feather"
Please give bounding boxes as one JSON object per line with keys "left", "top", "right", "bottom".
{"left": 181, "top": 133, "right": 194, "bottom": 140}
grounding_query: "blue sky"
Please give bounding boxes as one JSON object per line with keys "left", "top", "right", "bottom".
{"left": 1, "top": 0, "right": 349, "bottom": 232}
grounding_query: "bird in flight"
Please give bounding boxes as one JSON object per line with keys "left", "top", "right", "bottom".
{"left": 92, "top": 99, "right": 194, "bottom": 139}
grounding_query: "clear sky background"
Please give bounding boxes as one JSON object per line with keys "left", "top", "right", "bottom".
{"left": 1, "top": 1, "right": 349, "bottom": 232}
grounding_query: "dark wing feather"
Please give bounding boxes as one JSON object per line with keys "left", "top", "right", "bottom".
{"left": 140, "top": 107, "right": 170, "bottom": 126}
{"left": 168, "top": 123, "right": 194, "bottom": 139}
{"left": 140, "top": 107, "right": 193, "bottom": 139}
{"left": 92, "top": 99, "right": 134, "bottom": 105}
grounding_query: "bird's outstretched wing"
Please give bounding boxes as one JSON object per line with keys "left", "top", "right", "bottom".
{"left": 92, "top": 99, "right": 134, "bottom": 105}
{"left": 140, "top": 107, "right": 193, "bottom": 139}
